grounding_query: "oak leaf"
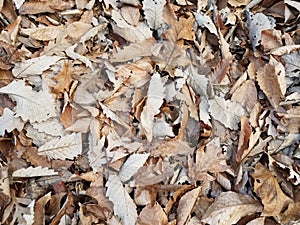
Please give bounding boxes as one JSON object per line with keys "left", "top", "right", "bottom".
{"left": 0, "top": 108, "right": 25, "bottom": 135}
{"left": 12, "top": 166, "right": 58, "bottom": 177}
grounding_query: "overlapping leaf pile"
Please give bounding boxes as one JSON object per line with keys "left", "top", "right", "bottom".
{"left": 0, "top": 0, "right": 299, "bottom": 224}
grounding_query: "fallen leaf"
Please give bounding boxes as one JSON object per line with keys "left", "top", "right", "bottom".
{"left": 209, "top": 96, "right": 246, "bottom": 130}
{"left": 12, "top": 166, "right": 58, "bottom": 177}
{"left": 143, "top": 0, "right": 166, "bottom": 30}
{"left": 119, "top": 153, "right": 150, "bottom": 182}
{"left": 106, "top": 175, "right": 138, "bottom": 225}
{"left": 140, "top": 72, "right": 165, "bottom": 142}
{"left": 137, "top": 202, "right": 168, "bottom": 225}
{"left": 201, "top": 191, "right": 262, "bottom": 225}
{"left": 251, "top": 163, "right": 293, "bottom": 217}
{"left": 177, "top": 186, "right": 201, "bottom": 225}
{"left": 12, "top": 55, "right": 61, "bottom": 78}
{"left": 0, "top": 80, "right": 56, "bottom": 123}
{"left": 0, "top": 108, "right": 25, "bottom": 135}
{"left": 256, "top": 64, "right": 282, "bottom": 109}
{"left": 65, "top": 44, "right": 93, "bottom": 70}
{"left": 38, "top": 132, "right": 82, "bottom": 160}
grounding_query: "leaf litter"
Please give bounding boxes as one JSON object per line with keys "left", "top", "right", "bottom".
{"left": 0, "top": 0, "right": 300, "bottom": 224}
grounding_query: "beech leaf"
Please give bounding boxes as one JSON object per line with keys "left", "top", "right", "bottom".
{"left": 201, "top": 191, "right": 262, "bottom": 225}
{"left": 0, "top": 80, "right": 56, "bottom": 123}
{"left": 140, "top": 72, "right": 165, "bottom": 142}
{"left": 38, "top": 133, "right": 82, "bottom": 160}
{"left": 143, "top": 0, "right": 166, "bottom": 30}
{"left": 12, "top": 55, "right": 61, "bottom": 78}
{"left": 106, "top": 175, "right": 138, "bottom": 225}
{"left": 0, "top": 108, "right": 25, "bottom": 135}
{"left": 12, "top": 166, "right": 58, "bottom": 177}
{"left": 209, "top": 96, "right": 245, "bottom": 130}
{"left": 119, "top": 153, "right": 150, "bottom": 182}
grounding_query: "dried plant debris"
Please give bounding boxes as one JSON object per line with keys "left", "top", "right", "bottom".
{"left": 0, "top": 0, "right": 300, "bottom": 224}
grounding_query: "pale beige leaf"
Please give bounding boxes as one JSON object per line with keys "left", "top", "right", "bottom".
{"left": 0, "top": 108, "right": 25, "bottom": 135}
{"left": 137, "top": 202, "right": 168, "bottom": 225}
{"left": 251, "top": 163, "right": 293, "bottom": 217}
{"left": 65, "top": 44, "right": 93, "bottom": 70}
{"left": 21, "top": 26, "right": 64, "bottom": 41}
{"left": 228, "top": 0, "right": 251, "bottom": 7}
{"left": 119, "top": 153, "right": 150, "bottom": 182}
{"left": 140, "top": 72, "right": 165, "bottom": 142}
{"left": 12, "top": 166, "right": 58, "bottom": 177}
{"left": 246, "top": 217, "right": 265, "bottom": 225}
{"left": 231, "top": 80, "right": 258, "bottom": 114}
{"left": 66, "top": 22, "right": 92, "bottom": 40}
{"left": 38, "top": 133, "right": 82, "bottom": 160}
{"left": 269, "top": 56, "right": 286, "bottom": 96}
{"left": 201, "top": 191, "right": 262, "bottom": 225}
{"left": 143, "top": 0, "right": 166, "bottom": 30}
{"left": 120, "top": 6, "right": 140, "bottom": 26}
{"left": 88, "top": 136, "right": 105, "bottom": 173}
{"left": 196, "top": 137, "right": 229, "bottom": 173}
{"left": 270, "top": 44, "right": 300, "bottom": 56}
{"left": 32, "top": 118, "right": 65, "bottom": 136}
{"left": 0, "top": 80, "right": 56, "bottom": 123}
{"left": 23, "top": 200, "right": 35, "bottom": 225}
{"left": 256, "top": 64, "right": 282, "bottom": 109}
{"left": 106, "top": 175, "right": 138, "bottom": 225}
{"left": 177, "top": 186, "right": 201, "bottom": 225}
{"left": 110, "top": 38, "right": 156, "bottom": 63}
{"left": 209, "top": 96, "right": 246, "bottom": 130}
{"left": 12, "top": 55, "right": 61, "bottom": 78}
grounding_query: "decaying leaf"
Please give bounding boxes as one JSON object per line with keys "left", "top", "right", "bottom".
{"left": 201, "top": 191, "right": 262, "bottom": 225}
{"left": 0, "top": 80, "right": 56, "bottom": 123}
{"left": 106, "top": 175, "right": 138, "bottom": 225}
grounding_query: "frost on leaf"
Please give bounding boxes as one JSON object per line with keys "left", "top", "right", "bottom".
{"left": 143, "top": 0, "right": 166, "bottom": 30}
{"left": 209, "top": 96, "right": 245, "bottom": 130}
{"left": 38, "top": 133, "right": 82, "bottom": 160}
{"left": 119, "top": 153, "right": 150, "bottom": 182}
{"left": 0, "top": 108, "right": 25, "bottom": 136}
{"left": 0, "top": 80, "right": 56, "bottom": 123}
{"left": 201, "top": 191, "right": 262, "bottom": 225}
{"left": 140, "top": 72, "right": 165, "bottom": 142}
{"left": 12, "top": 166, "right": 58, "bottom": 177}
{"left": 12, "top": 55, "right": 61, "bottom": 78}
{"left": 106, "top": 175, "right": 138, "bottom": 225}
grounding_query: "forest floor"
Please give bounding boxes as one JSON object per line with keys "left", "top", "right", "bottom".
{"left": 0, "top": 0, "right": 300, "bottom": 224}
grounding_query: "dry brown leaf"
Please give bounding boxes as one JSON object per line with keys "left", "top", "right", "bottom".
{"left": 231, "top": 80, "right": 258, "bottom": 114}
{"left": 51, "top": 61, "right": 74, "bottom": 94}
{"left": 136, "top": 202, "right": 168, "bottom": 225}
{"left": 210, "top": 56, "right": 234, "bottom": 84}
{"left": 164, "top": 16, "right": 195, "bottom": 41}
{"left": 19, "top": 0, "right": 75, "bottom": 14}
{"left": 251, "top": 163, "right": 293, "bottom": 217}
{"left": 177, "top": 186, "right": 201, "bottom": 225}
{"left": 236, "top": 116, "right": 251, "bottom": 162}
{"left": 201, "top": 191, "right": 262, "bottom": 225}
{"left": 256, "top": 64, "right": 282, "bottom": 109}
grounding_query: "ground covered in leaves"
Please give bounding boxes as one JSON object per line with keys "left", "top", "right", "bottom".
{"left": 0, "top": 0, "right": 300, "bottom": 224}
